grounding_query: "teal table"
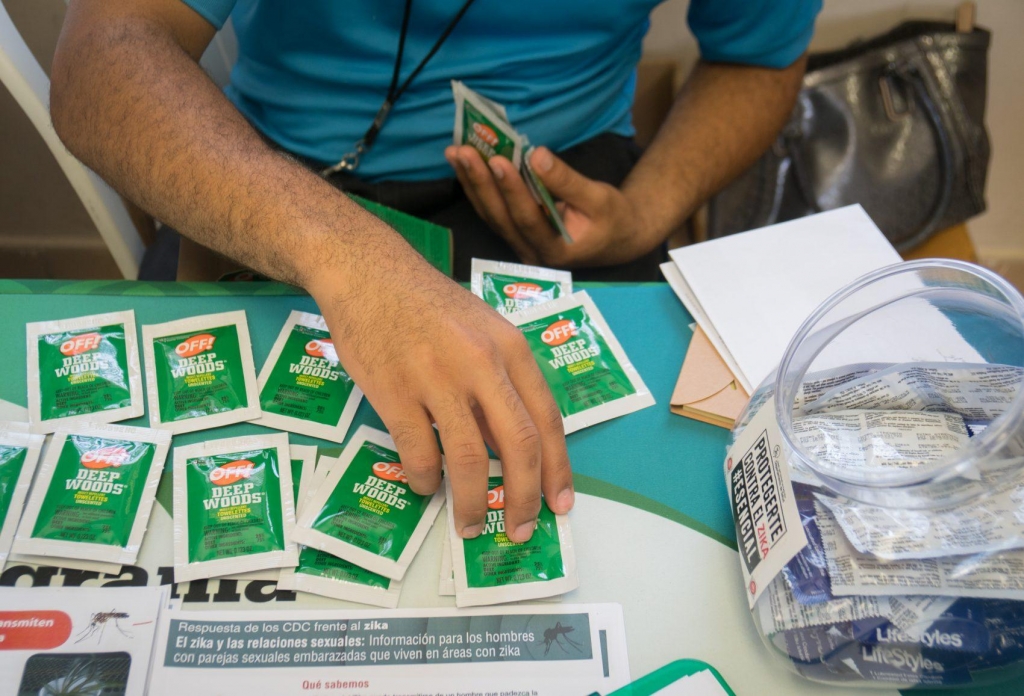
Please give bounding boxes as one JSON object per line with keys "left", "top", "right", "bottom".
{"left": 0, "top": 279, "right": 1018, "bottom": 696}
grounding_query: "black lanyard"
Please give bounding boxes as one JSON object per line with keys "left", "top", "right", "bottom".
{"left": 321, "top": 0, "right": 478, "bottom": 176}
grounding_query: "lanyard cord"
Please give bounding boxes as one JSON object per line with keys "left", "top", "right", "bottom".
{"left": 321, "top": 0, "right": 478, "bottom": 176}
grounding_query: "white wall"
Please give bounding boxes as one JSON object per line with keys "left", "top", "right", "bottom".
{"left": 643, "top": 0, "right": 1024, "bottom": 263}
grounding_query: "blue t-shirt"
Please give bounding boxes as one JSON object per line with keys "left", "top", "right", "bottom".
{"left": 184, "top": 0, "right": 820, "bottom": 181}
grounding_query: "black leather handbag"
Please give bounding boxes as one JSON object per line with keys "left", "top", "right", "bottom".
{"left": 706, "top": 21, "right": 991, "bottom": 251}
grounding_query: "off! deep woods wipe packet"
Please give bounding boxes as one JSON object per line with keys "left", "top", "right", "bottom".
{"left": 446, "top": 459, "right": 577, "bottom": 607}
{"left": 293, "top": 425, "right": 444, "bottom": 581}
{"left": 173, "top": 432, "right": 298, "bottom": 582}
{"left": 26, "top": 310, "right": 144, "bottom": 433}
{"left": 12, "top": 423, "right": 170, "bottom": 566}
{"left": 142, "top": 310, "right": 261, "bottom": 434}
{"left": 508, "top": 290, "right": 654, "bottom": 433}
{"left": 254, "top": 311, "right": 362, "bottom": 443}
{"left": 470, "top": 258, "right": 572, "bottom": 317}
{"left": 0, "top": 423, "right": 45, "bottom": 566}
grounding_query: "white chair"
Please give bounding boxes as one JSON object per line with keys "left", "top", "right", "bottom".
{"left": 0, "top": 4, "right": 237, "bottom": 279}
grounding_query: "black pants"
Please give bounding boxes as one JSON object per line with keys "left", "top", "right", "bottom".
{"left": 140, "top": 133, "right": 664, "bottom": 282}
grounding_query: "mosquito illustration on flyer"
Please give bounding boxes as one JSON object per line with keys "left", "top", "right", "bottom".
{"left": 76, "top": 610, "right": 134, "bottom": 644}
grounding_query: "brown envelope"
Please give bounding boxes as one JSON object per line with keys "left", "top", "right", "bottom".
{"left": 671, "top": 324, "right": 750, "bottom": 429}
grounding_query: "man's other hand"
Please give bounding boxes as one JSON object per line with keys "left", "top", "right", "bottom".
{"left": 445, "top": 146, "right": 661, "bottom": 269}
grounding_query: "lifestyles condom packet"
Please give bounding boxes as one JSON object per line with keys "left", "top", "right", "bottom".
{"left": 279, "top": 449, "right": 403, "bottom": 608}
{"left": 447, "top": 459, "right": 578, "bottom": 607}
{"left": 26, "top": 310, "right": 144, "bottom": 433}
{"left": 12, "top": 423, "right": 170, "bottom": 566}
{"left": 470, "top": 258, "right": 572, "bottom": 317}
{"left": 0, "top": 422, "right": 45, "bottom": 566}
{"left": 173, "top": 432, "right": 298, "bottom": 582}
{"left": 293, "top": 425, "right": 444, "bottom": 581}
{"left": 508, "top": 290, "right": 655, "bottom": 434}
{"left": 142, "top": 310, "right": 261, "bottom": 434}
{"left": 253, "top": 311, "right": 362, "bottom": 443}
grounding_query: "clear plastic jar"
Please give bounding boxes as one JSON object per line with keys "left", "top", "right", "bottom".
{"left": 729, "top": 260, "right": 1024, "bottom": 689}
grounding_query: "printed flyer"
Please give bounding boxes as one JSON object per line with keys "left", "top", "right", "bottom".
{"left": 149, "top": 603, "right": 629, "bottom": 695}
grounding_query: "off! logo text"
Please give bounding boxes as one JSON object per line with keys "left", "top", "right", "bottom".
{"left": 305, "top": 338, "right": 338, "bottom": 363}
{"left": 209, "top": 460, "right": 255, "bottom": 486}
{"left": 541, "top": 319, "right": 577, "bottom": 346}
{"left": 472, "top": 122, "right": 498, "bottom": 147}
{"left": 59, "top": 333, "right": 102, "bottom": 357}
{"left": 176, "top": 333, "right": 215, "bottom": 357}
{"left": 372, "top": 461, "right": 408, "bottom": 484}
{"left": 503, "top": 282, "right": 542, "bottom": 300}
{"left": 487, "top": 485, "right": 505, "bottom": 510}
{"left": 80, "top": 446, "right": 131, "bottom": 469}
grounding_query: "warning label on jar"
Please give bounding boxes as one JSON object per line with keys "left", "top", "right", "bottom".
{"left": 725, "top": 398, "right": 807, "bottom": 609}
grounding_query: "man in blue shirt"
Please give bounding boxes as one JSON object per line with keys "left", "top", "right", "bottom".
{"left": 51, "top": 0, "right": 819, "bottom": 547}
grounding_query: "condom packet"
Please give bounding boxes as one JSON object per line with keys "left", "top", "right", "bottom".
{"left": 26, "top": 311, "right": 144, "bottom": 433}
{"left": 173, "top": 432, "right": 298, "bottom": 582}
{"left": 508, "top": 290, "right": 655, "bottom": 433}
{"left": 447, "top": 459, "right": 577, "bottom": 607}
{"left": 470, "top": 258, "right": 573, "bottom": 317}
{"left": 142, "top": 310, "right": 261, "bottom": 434}
{"left": 12, "top": 423, "right": 170, "bottom": 566}
{"left": 0, "top": 423, "right": 45, "bottom": 566}
{"left": 293, "top": 425, "right": 444, "bottom": 581}
{"left": 253, "top": 311, "right": 362, "bottom": 443}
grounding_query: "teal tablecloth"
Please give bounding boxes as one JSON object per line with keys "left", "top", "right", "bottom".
{"left": 0, "top": 278, "right": 1019, "bottom": 696}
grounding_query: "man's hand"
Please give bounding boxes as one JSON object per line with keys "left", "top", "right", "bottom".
{"left": 446, "top": 58, "right": 808, "bottom": 269}
{"left": 445, "top": 146, "right": 662, "bottom": 269}
{"left": 306, "top": 248, "right": 574, "bottom": 542}
{"left": 52, "top": 0, "right": 574, "bottom": 544}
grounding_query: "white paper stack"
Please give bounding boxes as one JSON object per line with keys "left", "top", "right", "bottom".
{"left": 661, "top": 205, "right": 982, "bottom": 394}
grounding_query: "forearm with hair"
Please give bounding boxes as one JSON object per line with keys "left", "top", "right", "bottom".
{"left": 622, "top": 57, "right": 806, "bottom": 243}
{"left": 50, "top": 16, "right": 419, "bottom": 291}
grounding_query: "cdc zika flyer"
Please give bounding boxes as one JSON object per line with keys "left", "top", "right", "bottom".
{"left": 149, "top": 603, "right": 629, "bottom": 695}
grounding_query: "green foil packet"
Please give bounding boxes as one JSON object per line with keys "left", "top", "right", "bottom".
{"left": 509, "top": 291, "right": 655, "bottom": 434}
{"left": 470, "top": 258, "right": 573, "bottom": 317}
{"left": 522, "top": 146, "right": 573, "bottom": 243}
{"left": 452, "top": 80, "right": 524, "bottom": 169}
{"left": 446, "top": 459, "right": 577, "bottom": 607}
{"left": 173, "top": 432, "right": 298, "bottom": 582}
{"left": 254, "top": 311, "right": 362, "bottom": 443}
{"left": 279, "top": 446, "right": 403, "bottom": 607}
{"left": 26, "top": 311, "right": 144, "bottom": 433}
{"left": 13, "top": 423, "right": 170, "bottom": 566}
{"left": 0, "top": 422, "right": 45, "bottom": 566}
{"left": 293, "top": 425, "right": 444, "bottom": 581}
{"left": 142, "top": 310, "right": 261, "bottom": 434}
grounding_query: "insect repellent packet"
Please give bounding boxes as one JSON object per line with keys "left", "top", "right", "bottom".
{"left": 471, "top": 258, "right": 572, "bottom": 316}
{"left": 279, "top": 446, "right": 404, "bottom": 607}
{"left": 452, "top": 80, "right": 525, "bottom": 169}
{"left": 0, "top": 423, "right": 45, "bottom": 566}
{"left": 173, "top": 432, "right": 298, "bottom": 582}
{"left": 12, "top": 423, "right": 170, "bottom": 565}
{"left": 508, "top": 291, "right": 655, "bottom": 433}
{"left": 26, "top": 311, "right": 144, "bottom": 433}
{"left": 142, "top": 310, "right": 261, "bottom": 434}
{"left": 522, "top": 147, "right": 572, "bottom": 243}
{"left": 447, "top": 459, "right": 578, "bottom": 607}
{"left": 254, "top": 311, "right": 362, "bottom": 443}
{"left": 294, "top": 425, "right": 444, "bottom": 580}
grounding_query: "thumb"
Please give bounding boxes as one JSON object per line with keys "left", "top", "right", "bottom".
{"left": 530, "top": 147, "right": 601, "bottom": 209}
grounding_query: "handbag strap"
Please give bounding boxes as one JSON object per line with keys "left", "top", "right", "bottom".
{"left": 785, "top": 58, "right": 955, "bottom": 249}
